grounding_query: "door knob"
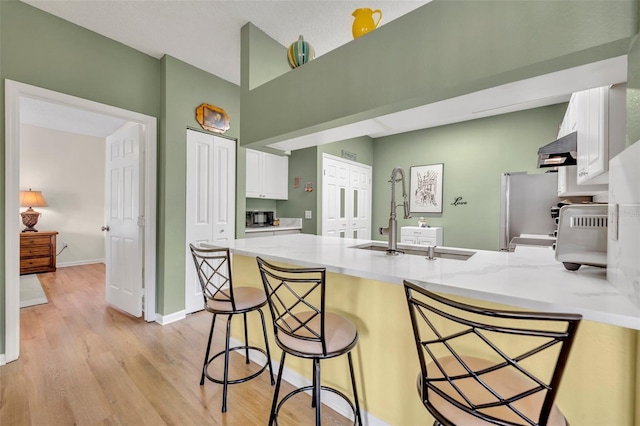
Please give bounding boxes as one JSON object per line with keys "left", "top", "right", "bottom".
{"left": 101, "top": 226, "right": 110, "bottom": 231}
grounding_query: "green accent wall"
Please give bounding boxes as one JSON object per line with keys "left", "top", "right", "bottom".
{"left": 241, "top": 0, "right": 636, "bottom": 148}
{"left": 275, "top": 147, "right": 318, "bottom": 234}
{"left": 372, "top": 104, "right": 568, "bottom": 251}
{"left": 0, "top": 0, "right": 161, "bottom": 354}
{"left": 160, "top": 55, "right": 241, "bottom": 315}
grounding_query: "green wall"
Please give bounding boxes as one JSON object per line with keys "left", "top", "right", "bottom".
{"left": 159, "top": 56, "right": 241, "bottom": 316}
{"left": 0, "top": 0, "right": 161, "bottom": 353}
{"left": 372, "top": 104, "right": 567, "bottom": 251}
{"left": 241, "top": 0, "right": 636, "bottom": 148}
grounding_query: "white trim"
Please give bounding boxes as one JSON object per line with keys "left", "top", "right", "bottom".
{"left": 4, "top": 79, "right": 158, "bottom": 363}
{"left": 155, "top": 310, "right": 187, "bottom": 325}
{"left": 229, "top": 337, "right": 387, "bottom": 426}
{"left": 57, "top": 259, "right": 106, "bottom": 268}
{"left": 0, "top": 354, "right": 6, "bottom": 366}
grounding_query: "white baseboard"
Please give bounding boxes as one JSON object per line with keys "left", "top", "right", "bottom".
{"left": 155, "top": 310, "right": 186, "bottom": 325}
{"left": 0, "top": 353, "right": 6, "bottom": 366}
{"left": 57, "top": 259, "right": 105, "bottom": 268}
{"left": 229, "top": 337, "right": 387, "bottom": 426}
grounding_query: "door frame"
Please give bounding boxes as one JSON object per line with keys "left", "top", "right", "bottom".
{"left": 3, "top": 80, "right": 157, "bottom": 363}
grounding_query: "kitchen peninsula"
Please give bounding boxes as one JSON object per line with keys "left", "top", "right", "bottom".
{"left": 208, "top": 234, "right": 639, "bottom": 425}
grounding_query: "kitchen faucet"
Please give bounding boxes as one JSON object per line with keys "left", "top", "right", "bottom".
{"left": 379, "top": 167, "right": 411, "bottom": 255}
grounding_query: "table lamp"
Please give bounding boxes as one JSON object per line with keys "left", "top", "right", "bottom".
{"left": 20, "top": 189, "right": 48, "bottom": 232}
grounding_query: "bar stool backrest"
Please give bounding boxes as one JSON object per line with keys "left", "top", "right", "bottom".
{"left": 403, "top": 280, "right": 582, "bottom": 426}
{"left": 256, "top": 257, "right": 329, "bottom": 356}
{"left": 190, "top": 244, "right": 236, "bottom": 312}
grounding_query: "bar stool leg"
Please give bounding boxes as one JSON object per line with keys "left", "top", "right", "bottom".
{"left": 221, "top": 314, "right": 233, "bottom": 413}
{"left": 347, "top": 352, "right": 362, "bottom": 425}
{"left": 243, "top": 312, "right": 250, "bottom": 363}
{"left": 258, "top": 309, "right": 275, "bottom": 385}
{"left": 201, "top": 313, "right": 217, "bottom": 386}
{"left": 313, "top": 358, "right": 322, "bottom": 425}
{"left": 270, "top": 351, "right": 287, "bottom": 425}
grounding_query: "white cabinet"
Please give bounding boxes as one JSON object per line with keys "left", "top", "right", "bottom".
{"left": 400, "top": 226, "right": 443, "bottom": 246}
{"left": 246, "top": 149, "right": 288, "bottom": 199}
{"left": 556, "top": 84, "right": 625, "bottom": 195}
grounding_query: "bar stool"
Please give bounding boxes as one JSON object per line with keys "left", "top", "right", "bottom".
{"left": 189, "top": 244, "right": 274, "bottom": 412}
{"left": 403, "top": 280, "right": 581, "bottom": 426}
{"left": 256, "top": 256, "right": 362, "bottom": 425}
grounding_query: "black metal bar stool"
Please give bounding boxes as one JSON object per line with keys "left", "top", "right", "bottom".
{"left": 403, "top": 280, "right": 582, "bottom": 426}
{"left": 256, "top": 256, "right": 362, "bottom": 425}
{"left": 189, "top": 244, "right": 274, "bottom": 412}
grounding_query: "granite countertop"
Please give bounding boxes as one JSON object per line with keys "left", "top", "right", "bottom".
{"left": 206, "top": 234, "right": 640, "bottom": 330}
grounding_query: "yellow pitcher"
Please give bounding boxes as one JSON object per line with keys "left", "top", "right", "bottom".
{"left": 352, "top": 8, "right": 382, "bottom": 39}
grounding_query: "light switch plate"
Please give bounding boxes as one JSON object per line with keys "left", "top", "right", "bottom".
{"left": 305, "top": 210, "right": 312, "bottom": 219}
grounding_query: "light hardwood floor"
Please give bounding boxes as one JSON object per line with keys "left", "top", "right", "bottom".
{"left": 1, "top": 264, "right": 350, "bottom": 425}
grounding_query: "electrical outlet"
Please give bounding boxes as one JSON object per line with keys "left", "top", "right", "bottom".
{"left": 304, "top": 210, "right": 312, "bottom": 219}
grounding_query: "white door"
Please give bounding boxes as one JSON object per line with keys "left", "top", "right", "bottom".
{"left": 105, "top": 123, "right": 144, "bottom": 317}
{"left": 322, "top": 154, "right": 372, "bottom": 239}
{"left": 350, "top": 163, "right": 371, "bottom": 240}
{"left": 185, "top": 129, "right": 236, "bottom": 314}
{"left": 322, "top": 155, "right": 350, "bottom": 238}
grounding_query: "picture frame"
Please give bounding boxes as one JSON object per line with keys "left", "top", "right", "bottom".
{"left": 410, "top": 163, "right": 444, "bottom": 213}
{"left": 195, "top": 103, "right": 230, "bottom": 134}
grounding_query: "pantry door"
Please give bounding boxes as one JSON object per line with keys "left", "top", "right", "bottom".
{"left": 185, "top": 129, "right": 236, "bottom": 314}
{"left": 322, "top": 154, "right": 371, "bottom": 239}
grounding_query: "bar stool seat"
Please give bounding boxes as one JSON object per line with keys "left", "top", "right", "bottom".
{"left": 278, "top": 311, "right": 357, "bottom": 356}
{"left": 206, "top": 287, "right": 266, "bottom": 312}
{"left": 417, "top": 356, "right": 567, "bottom": 426}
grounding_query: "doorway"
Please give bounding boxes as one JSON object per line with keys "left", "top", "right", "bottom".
{"left": 4, "top": 80, "right": 157, "bottom": 363}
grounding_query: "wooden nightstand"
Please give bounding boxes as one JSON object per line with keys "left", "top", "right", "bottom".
{"left": 20, "top": 231, "right": 58, "bottom": 275}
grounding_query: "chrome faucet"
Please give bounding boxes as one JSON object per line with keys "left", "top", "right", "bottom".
{"left": 379, "top": 167, "right": 411, "bottom": 255}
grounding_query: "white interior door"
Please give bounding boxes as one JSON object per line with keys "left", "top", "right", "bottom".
{"left": 105, "top": 123, "right": 144, "bottom": 317}
{"left": 322, "top": 154, "right": 371, "bottom": 239}
{"left": 350, "top": 163, "right": 372, "bottom": 239}
{"left": 322, "top": 155, "right": 349, "bottom": 237}
{"left": 185, "top": 129, "right": 236, "bottom": 314}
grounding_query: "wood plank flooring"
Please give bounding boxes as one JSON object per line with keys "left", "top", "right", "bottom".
{"left": 0, "top": 264, "right": 351, "bottom": 425}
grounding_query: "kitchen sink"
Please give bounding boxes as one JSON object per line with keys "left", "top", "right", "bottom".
{"left": 352, "top": 242, "right": 476, "bottom": 261}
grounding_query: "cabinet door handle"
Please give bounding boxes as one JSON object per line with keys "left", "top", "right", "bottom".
{"left": 101, "top": 226, "right": 110, "bottom": 232}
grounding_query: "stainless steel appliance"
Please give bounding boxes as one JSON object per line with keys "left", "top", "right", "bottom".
{"left": 246, "top": 210, "right": 274, "bottom": 227}
{"left": 499, "top": 172, "right": 564, "bottom": 251}
{"left": 555, "top": 204, "right": 608, "bottom": 270}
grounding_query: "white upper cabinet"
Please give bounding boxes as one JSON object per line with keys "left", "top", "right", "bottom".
{"left": 557, "top": 83, "right": 626, "bottom": 196}
{"left": 575, "top": 84, "right": 626, "bottom": 185}
{"left": 246, "top": 148, "right": 288, "bottom": 199}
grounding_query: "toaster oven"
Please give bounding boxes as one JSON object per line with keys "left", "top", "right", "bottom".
{"left": 555, "top": 204, "right": 608, "bottom": 271}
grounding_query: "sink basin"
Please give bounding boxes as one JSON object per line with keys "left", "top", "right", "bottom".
{"left": 352, "top": 242, "right": 476, "bottom": 261}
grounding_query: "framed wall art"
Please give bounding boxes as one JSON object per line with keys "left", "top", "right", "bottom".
{"left": 195, "top": 103, "right": 230, "bottom": 134}
{"left": 410, "top": 163, "right": 444, "bottom": 213}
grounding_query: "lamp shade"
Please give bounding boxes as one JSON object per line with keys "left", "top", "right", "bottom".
{"left": 20, "top": 189, "right": 48, "bottom": 208}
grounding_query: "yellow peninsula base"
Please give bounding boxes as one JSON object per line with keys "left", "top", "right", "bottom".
{"left": 230, "top": 254, "right": 639, "bottom": 425}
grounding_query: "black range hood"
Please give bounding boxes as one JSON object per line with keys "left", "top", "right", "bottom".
{"left": 537, "top": 131, "right": 577, "bottom": 168}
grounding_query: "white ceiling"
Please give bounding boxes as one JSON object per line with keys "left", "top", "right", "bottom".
{"left": 18, "top": 1, "right": 628, "bottom": 148}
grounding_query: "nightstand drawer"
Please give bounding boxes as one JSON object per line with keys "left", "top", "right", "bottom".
{"left": 20, "top": 246, "right": 52, "bottom": 258}
{"left": 20, "top": 257, "right": 54, "bottom": 271}
{"left": 20, "top": 235, "right": 53, "bottom": 247}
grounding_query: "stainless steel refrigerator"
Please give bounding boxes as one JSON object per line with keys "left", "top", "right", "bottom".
{"left": 499, "top": 172, "right": 562, "bottom": 251}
